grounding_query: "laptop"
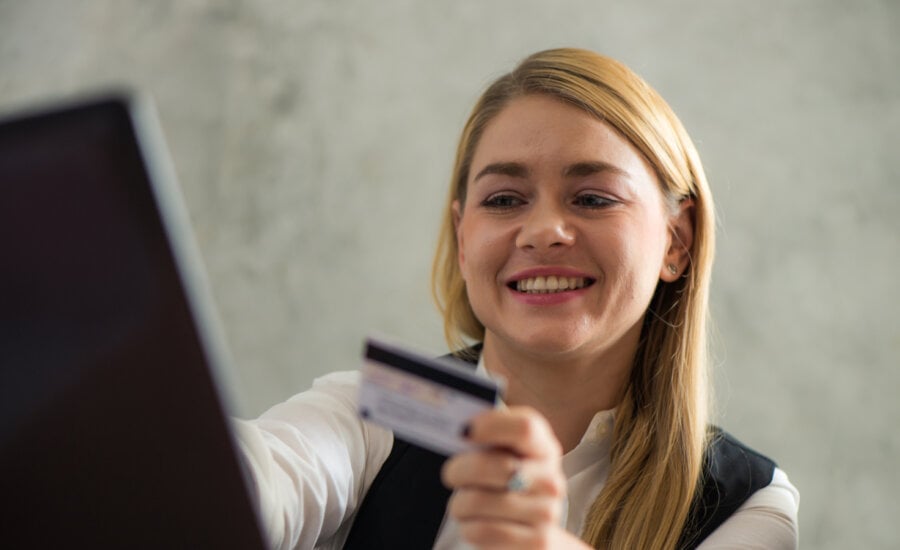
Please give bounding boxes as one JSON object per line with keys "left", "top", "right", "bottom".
{"left": 0, "top": 92, "right": 268, "bottom": 548}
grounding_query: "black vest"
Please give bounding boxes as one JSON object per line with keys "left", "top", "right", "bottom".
{"left": 344, "top": 354, "right": 775, "bottom": 549}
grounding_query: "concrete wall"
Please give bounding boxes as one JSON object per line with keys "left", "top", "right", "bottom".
{"left": 2, "top": 1, "right": 898, "bottom": 547}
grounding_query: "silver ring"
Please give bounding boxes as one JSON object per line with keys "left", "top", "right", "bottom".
{"left": 506, "top": 466, "right": 530, "bottom": 493}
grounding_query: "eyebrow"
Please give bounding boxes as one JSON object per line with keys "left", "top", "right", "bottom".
{"left": 563, "top": 161, "right": 631, "bottom": 179}
{"left": 473, "top": 162, "right": 530, "bottom": 182}
{"left": 472, "top": 160, "right": 631, "bottom": 182}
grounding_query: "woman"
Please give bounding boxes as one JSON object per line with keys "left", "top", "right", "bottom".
{"left": 235, "top": 48, "right": 799, "bottom": 549}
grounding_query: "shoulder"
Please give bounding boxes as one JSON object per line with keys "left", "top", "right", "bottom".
{"left": 681, "top": 427, "right": 797, "bottom": 548}
{"left": 704, "top": 427, "right": 777, "bottom": 500}
{"left": 257, "top": 370, "right": 362, "bottom": 420}
{"left": 696, "top": 467, "right": 799, "bottom": 549}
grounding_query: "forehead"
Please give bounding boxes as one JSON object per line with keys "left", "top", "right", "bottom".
{"left": 470, "top": 95, "right": 655, "bottom": 182}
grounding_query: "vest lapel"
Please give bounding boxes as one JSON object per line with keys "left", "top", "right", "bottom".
{"left": 342, "top": 440, "right": 451, "bottom": 549}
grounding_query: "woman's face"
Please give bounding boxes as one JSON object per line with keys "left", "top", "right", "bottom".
{"left": 454, "top": 94, "right": 687, "bottom": 362}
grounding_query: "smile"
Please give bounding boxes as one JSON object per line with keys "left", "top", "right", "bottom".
{"left": 511, "top": 275, "right": 594, "bottom": 294}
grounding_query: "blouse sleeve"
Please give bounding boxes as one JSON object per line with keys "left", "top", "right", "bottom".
{"left": 696, "top": 468, "right": 799, "bottom": 549}
{"left": 231, "top": 371, "right": 394, "bottom": 550}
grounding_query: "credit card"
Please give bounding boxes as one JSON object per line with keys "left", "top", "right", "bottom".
{"left": 359, "top": 337, "right": 502, "bottom": 456}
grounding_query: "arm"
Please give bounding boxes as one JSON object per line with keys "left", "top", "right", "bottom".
{"left": 696, "top": 468, "right": 799, "bottom": 550}
{"left": 232, "top": 371, "right": 393, "bottom": 550}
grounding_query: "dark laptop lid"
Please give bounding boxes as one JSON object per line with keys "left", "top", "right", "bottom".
{"left": 0, "top": 93, "right": 267, "bottom": 549}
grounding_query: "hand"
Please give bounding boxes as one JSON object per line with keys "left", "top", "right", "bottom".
{"left": 440, "top": 406, "right": 591, "bottom": 549}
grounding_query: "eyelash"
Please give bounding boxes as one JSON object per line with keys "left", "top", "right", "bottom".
{"left": 480, "top": 192, "right": 616, "bottom": 210}
{"left": 572, "top": 193, "right": 616, "bottom": 209}
{"left": 480, "top": 194, "right": 525, "bottom": 209}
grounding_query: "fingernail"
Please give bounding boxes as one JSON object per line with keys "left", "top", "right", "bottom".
{"left": 460, "top": 423, "right": 471, "bottom": 438}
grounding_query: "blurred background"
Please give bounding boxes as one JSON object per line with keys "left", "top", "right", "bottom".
{"left": 1, "top": 0, "right": 897, "bottom": 547}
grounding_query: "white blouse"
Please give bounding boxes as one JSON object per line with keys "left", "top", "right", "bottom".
{"left": 233, "top": 370, "right": 799, "bottom": 550}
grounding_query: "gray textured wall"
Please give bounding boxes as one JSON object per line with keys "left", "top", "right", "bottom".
{"left": 2, "top": 1, "right": 898, "bottom": 547}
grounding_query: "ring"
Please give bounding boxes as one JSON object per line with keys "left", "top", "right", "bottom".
{"left": 506, "top": 465, "right": 530, "bottom": 493}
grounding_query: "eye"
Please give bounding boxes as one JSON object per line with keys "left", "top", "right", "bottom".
{"left": 573, "top": 193, "right": 616, "bottom": 209}
{"left": 481, "top": 193, "right": 525, "bottom": 209}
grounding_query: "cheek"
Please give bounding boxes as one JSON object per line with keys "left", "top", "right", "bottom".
{"left": 456, "top": 236, "right": 468, "bottom": 281}
{"left": 630, "top": 226, "right": 668, "bottom": 281}
{"left": 601, "top": 218, "right": 669, "bottom": 286}
{"left": 458, "top": 220, "right": 507, "bottom": 280}
{"left": 456, "top": 222, "right": 475, "bottom": 281}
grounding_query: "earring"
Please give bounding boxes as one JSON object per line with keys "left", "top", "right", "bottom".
{"left": 667, "top": 264, "right": 678, "bottom": 275}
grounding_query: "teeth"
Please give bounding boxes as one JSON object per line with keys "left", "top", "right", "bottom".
{"left": 515, "top": 276, "right": 588, "bottom": 294}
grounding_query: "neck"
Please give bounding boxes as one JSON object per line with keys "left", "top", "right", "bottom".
{"left": 481, "top": 331, "right": 637, "bottom": 453}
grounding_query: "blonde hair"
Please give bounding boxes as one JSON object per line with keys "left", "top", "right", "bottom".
{"left": 431, "top": 48, "right": 715, "bottom": 549}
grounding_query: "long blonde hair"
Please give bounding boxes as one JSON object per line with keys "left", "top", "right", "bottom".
{"left": 431, "top": 48, "right": 715, "bottom": 549}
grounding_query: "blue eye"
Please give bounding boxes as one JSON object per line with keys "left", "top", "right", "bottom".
{"left": 481, "top": 194, "right": 524, "bottom": 209}
{"left": 574, "top": 193, "right": 615, "bottom": 208}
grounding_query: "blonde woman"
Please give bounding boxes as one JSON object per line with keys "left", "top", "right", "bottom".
{"left": 236, "top": 48, "right": 799, "bottom": 549}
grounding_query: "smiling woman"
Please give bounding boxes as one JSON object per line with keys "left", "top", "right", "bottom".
{"left": 235, "top": 48, "right": 799, "bottom": 550}
{"left": 430, "top": 49, "right": 797, "bottom": 549}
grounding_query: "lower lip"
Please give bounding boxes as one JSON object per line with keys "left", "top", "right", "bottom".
{"left": 507, "top": 286, "right": 591, "bottom": 305}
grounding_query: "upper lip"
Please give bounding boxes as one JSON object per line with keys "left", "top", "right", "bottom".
{"left": 505, "top": 266, "right": 596, "bottom": 284}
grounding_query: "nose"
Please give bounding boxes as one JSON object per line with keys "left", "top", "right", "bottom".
{"left": 515, "top": 198, "right": 575, "bottom": 251}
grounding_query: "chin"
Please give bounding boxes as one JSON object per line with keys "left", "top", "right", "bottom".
{"left": 497, "top": 329, "right": 594, "bottom": 358}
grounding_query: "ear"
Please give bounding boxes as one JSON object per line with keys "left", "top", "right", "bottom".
{"left": 660, "top": 198, "right": 695, "bottom": 282}
{"left": 452, "top": 200, "right": 467, "bottom": 278}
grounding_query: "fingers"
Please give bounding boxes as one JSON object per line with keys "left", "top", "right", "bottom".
{"left": 448, "top": 487, "right": 562, "bottom": 526}
{"left": 457, "top": 520, "right": 591, "bottom": 550}
{"left": 442, "top": 449, "right": 565, "bottom": 498}
{"left": 464, "top": 406, "right": 562, "bottom": 459}
{"left": 457, "top": 518, "right": 555, "bottom": 550}
{"left": 441, "top": 407, "right": 570, "bottom": 549}
{"left": 442, "top": 406, "right": 565, "bottom": 498}
{"left": 441, "top": 449, "right": 518, "bottom": 490}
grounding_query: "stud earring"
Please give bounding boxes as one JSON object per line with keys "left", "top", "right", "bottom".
{"left": 667, "top": 264, "right": 678, "bottom": 275}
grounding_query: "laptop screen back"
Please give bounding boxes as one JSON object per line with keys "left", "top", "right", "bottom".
{"left": 0, "top": 96, "right": 266, "bottom": 548}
